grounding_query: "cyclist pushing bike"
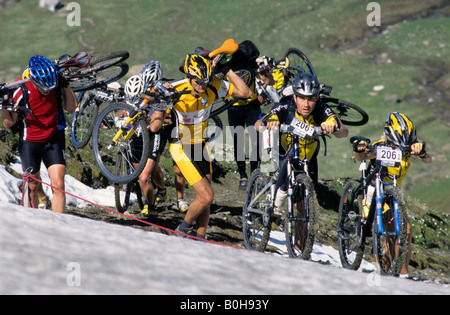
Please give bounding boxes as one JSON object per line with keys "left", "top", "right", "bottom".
{"left": 352, "top": 112, "right": 432, "bottom": 277}
{"left": 256, "top": 72, "right": 348, "bottom": 186}
{"left": 164, "top": 42, "right": 251, "bottom": 239}
{"left": 1, "top": 55, "right": 77, "bottom": 213}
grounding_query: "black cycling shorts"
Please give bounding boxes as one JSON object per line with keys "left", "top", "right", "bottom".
{"left": 19, "top": 130, "right": 66, "bottom": 174}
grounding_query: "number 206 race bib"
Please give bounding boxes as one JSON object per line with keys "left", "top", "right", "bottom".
{"left": 376, "top": 146, "right": 402, "bottom": 167}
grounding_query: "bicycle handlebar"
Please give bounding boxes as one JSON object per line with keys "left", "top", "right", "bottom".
{"left": 0, "top": 78, "right": 30, "bottom": 92}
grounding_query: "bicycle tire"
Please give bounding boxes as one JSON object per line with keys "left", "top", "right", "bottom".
{"left": 285, "top": 173, "right": 319, "bottom": 260}
{"left": 322, "top": 97, "right": 369, "bottom": 126}
{"left": 68, "top": 62, "right": 129, "bottom": 92}
{"left": 337, "top": 180, "right": 366, "bottom": 270}
{"left": 114, "top": 181, "right": 145, "bottom": 213}
{"left": 71, "top": 91, "right": 100, "bottom": 148}
{"left": 282, "top": 47, "right": 317, "bottom": 86}
{"left": 373, "top": 185, "right": 409, "bottom": 276}
{"left": 89, "top": 50, "right": 130, "bottom": 70}
{"left": 210, "top": 68, "right": 255, "bottom": 117}
{"left": 242, "top": 169, "right": 272, "bottom": 252}
{"left": 92, "top": 102, "right": 150, "bottom": 185}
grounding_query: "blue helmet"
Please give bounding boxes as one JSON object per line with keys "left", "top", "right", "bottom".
{"left": 28, "top": 55, "right": 58, "bottom": 91}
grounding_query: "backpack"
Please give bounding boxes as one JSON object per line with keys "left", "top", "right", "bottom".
{"left": 226, "top": 40, "right": 260, "bottom": 71}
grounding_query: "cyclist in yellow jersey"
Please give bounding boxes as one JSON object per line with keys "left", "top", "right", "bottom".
{"left": 352, "top": 112, "right": 432, "bottom": 277}
{"left": 167, "top": 54, "right": 251, "bottom": 238}
{"left": 255, "top": 73, "right": 348, "bottom": 216}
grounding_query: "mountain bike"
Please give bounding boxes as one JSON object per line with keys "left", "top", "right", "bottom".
{"left": 256, "top": 48, "right": 369, "bottom": 126}
{"left": 242, "top": 122, "right": 323, "bottom": 260}
{"left": 69, "top": 51, "right": 130, "bottom": 148}
{"left": 337, "top": 136, "right": 409, "bottom": 275}
{"left": 58, "top": 50, "right": 129, "bottom": 92}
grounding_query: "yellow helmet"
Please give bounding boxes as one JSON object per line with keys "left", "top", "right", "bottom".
{"left": 183, "top": 54, "right": 212, "bottom": 83}
{"left": 384, "top": 112, "right": 417, "bottom": 148}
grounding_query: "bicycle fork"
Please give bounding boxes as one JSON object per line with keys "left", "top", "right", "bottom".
{"left": 108, "top": 109, "right": 140, "bottom": 149}
{"left": 375, "top": 173, "right": 401, "bottom": 237}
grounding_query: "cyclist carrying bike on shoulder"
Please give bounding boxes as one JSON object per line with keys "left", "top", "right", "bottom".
{"left": 1, "top": 55, "right": 77, "bottom": 213}
{"left": 255, "top": 73, "right": 348, "bottom": 213}
{"left": 164, "top": 53, "right": 251, "bottom": 239}
{"left": 352, "top": 112, "right": 432, "bottom": 278}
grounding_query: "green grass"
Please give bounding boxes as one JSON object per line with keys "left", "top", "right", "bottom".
{"left": 1, "top": 0, "right": 448, "bottom": 212}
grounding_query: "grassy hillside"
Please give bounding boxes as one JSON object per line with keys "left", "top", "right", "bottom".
{"left": 1, "top": 0, "right": 449, "bottom": 213}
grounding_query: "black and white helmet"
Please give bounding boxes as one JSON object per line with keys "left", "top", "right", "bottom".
{"left": 140, "top": 61, "right": 162, "bottom": 89}
{"left": 292, "top": 73, "right": 320, "bottom": 97}
{"left": 125, "top": 74, "right": 144, "bottom": 105}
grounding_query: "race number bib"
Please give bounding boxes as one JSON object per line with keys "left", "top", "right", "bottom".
{"left": 290, "top": 118, "right": 314, "bottom": 140}
{"left": 376, "top": 146, "right": 402, "bottom": 167}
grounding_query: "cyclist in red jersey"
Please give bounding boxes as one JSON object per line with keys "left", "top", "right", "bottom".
{"left": 1, "top": 55, "right": 77, "bottom": 213}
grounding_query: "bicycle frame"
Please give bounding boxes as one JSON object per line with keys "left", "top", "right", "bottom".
{"left": 354, "top": 145, "right": 405, "bottom": 237}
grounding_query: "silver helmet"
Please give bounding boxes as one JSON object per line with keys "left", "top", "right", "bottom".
{"left": 292, "top": 73, "right": 320, "bottom": 97}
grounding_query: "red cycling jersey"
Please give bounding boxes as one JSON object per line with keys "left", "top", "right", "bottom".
{"left": 13, "top": 79, "right": 59, "bottom": 143}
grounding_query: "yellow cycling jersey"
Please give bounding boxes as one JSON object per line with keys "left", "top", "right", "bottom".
{"left": 172, "top": 77, "right": 234, "bottom": 144}
{"left": 371, "top": 139, "right": 412, "bottom": 187}
{"left": 280, "top": 112, "right": 336, "bottom": 160}
{"left": 269, "top": 103, "right": 338, "bottom": 161}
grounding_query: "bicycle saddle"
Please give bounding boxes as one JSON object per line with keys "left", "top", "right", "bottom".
{"left": 56, "top": 51, "right": 90, "bottom": 68}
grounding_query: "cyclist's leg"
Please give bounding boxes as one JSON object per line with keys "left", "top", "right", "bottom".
{"left": 19, "top": 139, "right": 43, "bottom": 208}
{"left": 188, "top": 174, "right": 213, "bottom": 237}
{"left": 43, "top": 131, "right": 67, "bottom": 213}
{"left": 138, "top": 158, "right": 156, "bottom": 205}
{"left": 228, "top": 107, "right": 248, "bottom": 182}
{"left": 245, "top": 103, "right": 262, "bottom": 173}
{"left": 170, "top": 142, "right": 213, "bottom": 237}
{"left": 400, "top": 222, "right": 412, "bottom": 276}
{"left": 46, "top": 164, "right": 66, "bottom": 213}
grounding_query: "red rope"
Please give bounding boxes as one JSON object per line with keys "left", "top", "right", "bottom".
{"left": 21, "top": 174, "right": 242, "bottom": 250}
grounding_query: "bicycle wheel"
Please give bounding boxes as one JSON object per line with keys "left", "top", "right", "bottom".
{"left": 204, "top": 115, "right": 223, "bottom": 142}
{"left": 71, "top": 91, "right": 100, "bottom": 148}
{"left": 89, "top": 50, "right": 130, "bottom": 70}
{"left": 92, "top": 102, "right": 150, "bottom": 185}
{"left": 114, "top": 181, "right": 145, "bottom": 213}
{"left": 68, "top": 62, "right": 129, "bottom": 92}
{"left": 242, "top": 169, "right": 272, "bottom": 251}
{"left": 285, "top": 173, "right": 319, "bottom": 260}
{"left": 322, "top": 97, "right": 369, "bottom": 126}
{"left": 337, "top": 180, "right": 366, "bottom": 270}
{"left": 282, "top": 47, "right": 317, "bottom": 86}
{"left": 373, "top": 185, "right": 409, "bottom": 276}
{"left": 210, "top": 68, "right": 255, "bottom": 117}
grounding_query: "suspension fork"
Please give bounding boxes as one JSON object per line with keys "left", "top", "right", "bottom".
{"left": 375, "top": 172, "right": 384, "bottom": 234}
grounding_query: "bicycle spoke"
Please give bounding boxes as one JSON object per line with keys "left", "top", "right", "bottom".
{"left": 242, "top": 170, "right": 272, "bottom": 252}
{"left": 92, "top": 103, "right": 149, "bottom": 184}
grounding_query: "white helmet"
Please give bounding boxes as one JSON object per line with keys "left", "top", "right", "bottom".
{"left": 125, "top": 74, "right": 144, "bottom": 105}
{"left": 140, "top": 61, "right": 162, "bottom": 89}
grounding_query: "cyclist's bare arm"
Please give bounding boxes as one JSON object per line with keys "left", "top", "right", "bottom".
{"left": 225, "top": 69, "right": 251, "bottom": 99}
{"left": 61, "top": 86, "right": 77, "bottom": 113}
{"left": 149, "top": 110, "right": 165, "bottom": 133}
{"left": 1, "top": 109, "right": 18, "bottom": 128}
